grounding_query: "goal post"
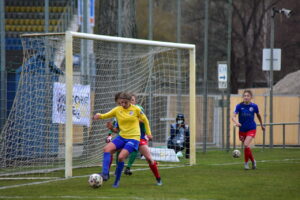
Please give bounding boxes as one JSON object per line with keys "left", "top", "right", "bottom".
{"left": 65, "top": 32, "right": 196, "bottom": 177}
{"left": 0, "top": 31, "right": 196, "bottom": 179}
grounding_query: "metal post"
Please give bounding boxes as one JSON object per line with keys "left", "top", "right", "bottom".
{"left": 117, "top": 0, "right": 123, "bottom": 87}
{"left": 226, "top": 0, "right": 232, "bottom": 152}
{"left": 221, "top": 90, "right": 225, "bottom": 150}
{"left": 148, "top": 0, "right": 153, "bottom": 40}
{"left": 148, "top": 0, "right": 153, "bottom": 124}
{"left": 202, "top": 0, "right": 209, "bottom": 153}
{"left": 262, "top": 128, "right": 265, "bottom": 150}
{"left": 298, "top": 96, "right": 300, "bottom": 145}
{"left": 283, "top": 124, "right": 285, "bottom": 149}
{"left": 82, "top": 0, "right": 88, "bottom": 84}
{"left": 233, "top": 126, "right": 236, "bottom": 149}
{"left": 44, "top": 0, "right": 49, "bottom": 33}
{"left": 176, "top": 0, "right": 182, "bottom": 114}
{"left": 189, "top": 47, "right": 197, "bottom": 165}
{"left": 65, "top": 32, "right": 74, "bottom": 178}
{"left": 269, "top": 8, "right": 275, "bottom": 148}
{"left": 0, "top": 0, "right": 6, "bottom": 131}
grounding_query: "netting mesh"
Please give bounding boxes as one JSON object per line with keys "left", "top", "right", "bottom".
{"left": 0, "top": 33, "right": 192, "bottom": 178}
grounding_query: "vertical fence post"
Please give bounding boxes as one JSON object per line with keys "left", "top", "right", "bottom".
{"left": 263, "top": 128, "right": 265, "bottom": 150}
{"left": 233, "top": 126, "right": 236, "bottom": 150}
{"left": 283, "top": 124, "right": 286, "bottom": 149}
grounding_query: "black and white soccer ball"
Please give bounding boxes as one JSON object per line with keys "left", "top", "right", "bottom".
{"left": 88, "top": 173, "right": 103, "bottom": 188}
{"left": 232, "top": 149, "right": 241, "bottom": 158}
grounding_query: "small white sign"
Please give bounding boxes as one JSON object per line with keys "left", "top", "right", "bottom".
{"left": 52, "top": 82, "right": 91, "bottom": 127}
{"left": 218, "top": 63, "right": 227, "bottom": 89}
{"left": 262, "top": 48, "right": 281, "bottom": 71}
{"left": 141, "top": 147, "right": 179, "bottom": 162}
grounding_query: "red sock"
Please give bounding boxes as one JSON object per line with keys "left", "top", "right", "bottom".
{"left": 149, "top": 161, "right": 160, "bottom": 179}
{"left": 109, "top": 154, "right": 113, "bottom": 169}
{"left": 244, "top": 148, "right": 249, "bottom": 163}
{"left": 248, "top": 147, "right": 254, "bottom": 162}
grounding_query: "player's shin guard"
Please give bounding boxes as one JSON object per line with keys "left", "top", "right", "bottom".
{"left": 127, "top": 150, "right": 138, "bottom": 168}
{"left": 149, "top": 161, "right": 160, "bottom": 179}
{"left": 244, "top": 148, "right": 249, "bottom": 163}
{"left": 247, "top": 147, "right": 254, "bottom": 162}
{"left": 114, "top": 162, "right": 124, "bottom": 187}
{"left": 102, "top": 152, "right": 111, "bottom": 176}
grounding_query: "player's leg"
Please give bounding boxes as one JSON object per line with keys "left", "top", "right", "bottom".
{"left": 124, "top": 150, "right": 138, "bottom": 175}
{"left": 115, "top": 150, "right": 120, "bottom": 166}
{"left": 114, "top": 150, "right": 120, "bottom": 176}
{"left": 139, "top": 144, "right": 162, "bottom": 186}
{"left": 244, "top": 135, "right": 254, "bottom": 169}
{"left": 244, "top": 132, "right": 256, "bottom": 169}
{"left": 109, "top": 154, "right": 114, "bottom": 170}
{"left": 239, "top": 132, "right": 250, "bottom": 169}
{"left": 101, "top": 142, "right": 117, "bottom": 180}
{"left": 102, "top": 136, "right": 125, "bottom": 181}
{"left": 113, "top": 139, "right": 139, "bottom": 188}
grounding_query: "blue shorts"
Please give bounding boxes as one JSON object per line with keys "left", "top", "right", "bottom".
{"left": 112, "top": 135, "right": 140, "bottom": 153}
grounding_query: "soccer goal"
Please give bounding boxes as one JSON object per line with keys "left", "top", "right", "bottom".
{"left": 0, "top": 32, "right": 196, "bottom": 179}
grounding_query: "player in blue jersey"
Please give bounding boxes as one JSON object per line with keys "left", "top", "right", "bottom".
{"left": 232, "top": 90, "right": 265, "bottom": 170}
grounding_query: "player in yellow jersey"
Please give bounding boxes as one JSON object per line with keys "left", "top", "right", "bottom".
{"left": 93, "top": 92, "right": 152, "bottom": 188}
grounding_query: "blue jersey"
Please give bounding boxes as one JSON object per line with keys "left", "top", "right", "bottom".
{"left": 234, "top": 102, "right": 259, "bottom": 132}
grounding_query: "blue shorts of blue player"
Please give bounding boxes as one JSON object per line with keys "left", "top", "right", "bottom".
{"left": 100, "top": 135, "right": 140, "bottom": 188}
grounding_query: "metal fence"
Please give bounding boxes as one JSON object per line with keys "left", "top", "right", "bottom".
{"left": 233, "top": 122, "right": 300, "bottom": 150}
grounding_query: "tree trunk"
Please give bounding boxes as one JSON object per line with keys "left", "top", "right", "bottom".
{"left": 95, "top": 0, "right": 137, "bottom": 37}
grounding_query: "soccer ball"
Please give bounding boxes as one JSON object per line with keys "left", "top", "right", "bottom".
{"left": 232, "top": 149, "right": 241, "bottom": 158}
{"left": 88, "top": 173, "right": 103, "bottom": 188}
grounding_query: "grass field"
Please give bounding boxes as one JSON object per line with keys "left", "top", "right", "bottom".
{"left": 0, "top": 148, "right": 299, "bottom": 200}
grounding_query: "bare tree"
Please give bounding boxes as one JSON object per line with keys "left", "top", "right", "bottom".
{"left": 230, "top": 0, "right": 281, "bottom": 92}
{"left": 95, "top": 0, "right": 137, "bottom": 37}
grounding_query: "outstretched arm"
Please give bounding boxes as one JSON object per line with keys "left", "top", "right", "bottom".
{"left": 93, "top": 107, "right": 117, "bottom": 120}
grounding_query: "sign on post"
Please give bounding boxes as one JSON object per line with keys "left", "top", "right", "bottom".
{"left": 218, "top": 62, "right": 227, "bottom": 89}
{"left": 262, "top": 48, "right": 281, "bottom": 71}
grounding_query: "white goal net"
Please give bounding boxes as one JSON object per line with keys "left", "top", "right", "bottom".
{"left": 0, "top": 32, "right": 196, "bottom": 178}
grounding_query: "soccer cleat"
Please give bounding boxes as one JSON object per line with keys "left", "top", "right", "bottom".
{"left": 124, "top": 167, "right": 133, "bottom": 176}
{"left": 156, "top": 177, "right": 163, "bottom": 186}
{"left": 100, "top": 173, "right": 110, "bottom": 181}
{"left": 252, "top": 160, "right": 257, "bottom": 170}
{"left": 112, "top": 181, "right": 120, "bottom": 188}
{"left": 244, "top": 162, "right": 250, "bottom": 170}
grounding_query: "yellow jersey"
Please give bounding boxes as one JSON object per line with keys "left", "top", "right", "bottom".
{"left": 98, "top": 104, "right": 151, "bottom": 141}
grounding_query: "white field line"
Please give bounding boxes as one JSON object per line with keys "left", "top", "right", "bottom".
{"left": 0, "top": 165, "right": 186, "bottom": 190}
{"left": 0, "top": 196, "right": 213, "bottom": 200}
{"left": 209, "top": 158, "right": 300, "bottom": 166}
{"left": 0, "top": 196, "right": 143, "bottom": 199}
{"left": 0, "top": 177, "right": 58, "bottom": 180}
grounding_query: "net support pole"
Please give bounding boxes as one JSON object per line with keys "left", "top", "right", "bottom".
{"left": 189, "top": 47, "right": 196, "bottom": 165}
{"left": 0, "top": 0, "right": 6, "bottom": 131}
{"left": 65, "top": 32, "right": 74, "bottom": 178}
